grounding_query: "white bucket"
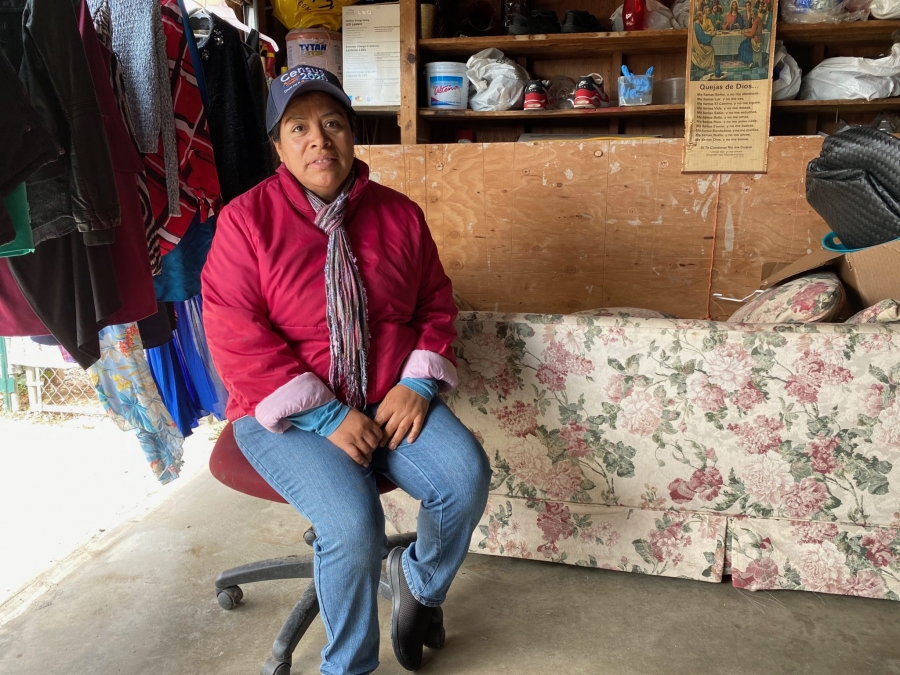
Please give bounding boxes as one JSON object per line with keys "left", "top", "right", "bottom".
{"left": 425, "top": 62, "right": 468, "bottom": 109}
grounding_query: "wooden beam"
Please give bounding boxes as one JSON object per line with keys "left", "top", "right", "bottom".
{"left": 399, "top": 0, "right": 420, "bottom": 145}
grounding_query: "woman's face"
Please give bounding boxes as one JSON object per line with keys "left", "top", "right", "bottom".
{"left": 274, "top": 91, "right": 355, "bottom": 203}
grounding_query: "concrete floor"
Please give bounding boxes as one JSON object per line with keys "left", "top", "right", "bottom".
{"left": 1, "top": 472, "right": 899, "bottom": 675}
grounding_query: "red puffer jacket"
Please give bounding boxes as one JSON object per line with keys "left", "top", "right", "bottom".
{"left": 201, "top": 159, "right": 458, "bottom": 431}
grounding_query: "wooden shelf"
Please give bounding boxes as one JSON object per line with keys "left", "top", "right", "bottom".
{"left": 419, "top": 30, "right": 686, "bottom": 57}
{"left": 772, "top": 98, "right": 900, "bottom": 113}
{"left": 353, "top": 106, "right": 400, "bottom": 116}
{"left": 418, "top": 20, "right": 900, "bottom": 58}
{"left": 419, "top": 105, "right": 685, "bottom": 120}
{"left": 419, "top": 98, "right": 900, "bottom": 122}
{"left": 777, "top": 20, "right": 900, "bottom": 44}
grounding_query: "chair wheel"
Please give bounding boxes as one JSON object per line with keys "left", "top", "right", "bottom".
{"left": 261, "top": 657, "right": 290, "bottom": 675}
{"left": 217, "top": 585, "right": 243, "bottom": 610}
{"left": 425, "top": 606, "right": 445, "bottom": 649}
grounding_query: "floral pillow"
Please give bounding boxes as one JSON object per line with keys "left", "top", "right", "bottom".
{"left": 727, "top": 272, "right": 845, "bottom": 324}
{"left": 845, "top": 299, "right": 900, "bottom": 324}
{"left": 575, "top": 307, "right": 677, "bottom": 319}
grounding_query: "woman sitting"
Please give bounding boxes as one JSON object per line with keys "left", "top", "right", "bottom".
{"left": 202, "top": 67, "right": 492, "bottom": 675}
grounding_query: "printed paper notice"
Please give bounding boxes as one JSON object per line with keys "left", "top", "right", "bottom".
{"left": 683, "top": 0, "right": 777, "bottom": 173}
{"left": 342, "top": 4, "right": 401, "bottom": 107}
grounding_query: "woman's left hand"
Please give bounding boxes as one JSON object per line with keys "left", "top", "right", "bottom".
{"left": 374, "top": 385, "right": 430, "bottom": 450}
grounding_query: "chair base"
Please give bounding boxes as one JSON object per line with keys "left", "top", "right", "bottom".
{"left": 216, "top": 529, "right": 422, "bottom": 675}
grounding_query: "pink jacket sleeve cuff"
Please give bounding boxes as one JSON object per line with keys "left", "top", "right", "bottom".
{"left": 254, "top": 373, "right": 336, "bottom": 433}
{"left": 399, "top": 350, "right": 458, "bottom": 393}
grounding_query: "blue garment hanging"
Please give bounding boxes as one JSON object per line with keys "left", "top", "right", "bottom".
{"left": 146, "top": 338, "right": 209, "bottom": 438}
{"left": 174, "top": 297, "right": 226, "bottom": 420}
{"left": 153, "top": 213, "right": 216, "bottom": 302}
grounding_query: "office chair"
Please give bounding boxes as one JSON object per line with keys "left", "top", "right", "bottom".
{"left": 209, "top": 422, "right": 445, "bottom": 675}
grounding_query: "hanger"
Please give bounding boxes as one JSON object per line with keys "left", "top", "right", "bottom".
{"left": 184, "top": 0, "right": 279, "bottom": 52}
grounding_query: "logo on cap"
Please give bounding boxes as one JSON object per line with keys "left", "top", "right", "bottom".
{"left": 280, "top": 66, "right": 330, "bottom": 95}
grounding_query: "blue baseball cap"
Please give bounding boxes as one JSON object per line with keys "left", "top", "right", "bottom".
{"left": 266, "top": 66, "right": 352, "bottom": 135}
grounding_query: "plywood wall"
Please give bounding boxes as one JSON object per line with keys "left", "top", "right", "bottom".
{"left": 355, "top": 137, "right": 829, "bottom": 320}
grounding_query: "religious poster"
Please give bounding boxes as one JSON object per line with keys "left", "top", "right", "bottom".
{"left": 682, "top": 0, "right": 778, "bottom": 173}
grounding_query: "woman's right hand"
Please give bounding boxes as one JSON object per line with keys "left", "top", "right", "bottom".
{"left": 327, "top": 408, "right": 382, "bottom": 468}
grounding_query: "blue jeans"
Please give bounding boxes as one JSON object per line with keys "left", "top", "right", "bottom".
{"left": 234, "top": 398, "right": 491, "bottom": 675}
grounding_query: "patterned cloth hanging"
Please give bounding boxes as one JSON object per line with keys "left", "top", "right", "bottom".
{"left": 88, "top": 323, "right": 185, "bottom": 484}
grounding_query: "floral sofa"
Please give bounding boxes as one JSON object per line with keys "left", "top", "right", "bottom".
{"left": 381, "top": 312, "right": 900, "bottom": 601}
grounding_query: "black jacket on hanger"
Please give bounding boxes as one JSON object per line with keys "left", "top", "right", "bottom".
{"left": 0, "top": 49, "right": 57, "bottom": 246}
{"left": 194, "top": 13, "right": 273, "bottom": 204}
{"left": 17, "top": 0, "right": 120, "bottom": 246}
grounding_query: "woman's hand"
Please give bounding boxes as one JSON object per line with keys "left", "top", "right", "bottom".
{"left": 327, "top": 408, "right": 382, "bottom": 468}
{"left": 374, "top": 385, "right": 430, "bottom": 450}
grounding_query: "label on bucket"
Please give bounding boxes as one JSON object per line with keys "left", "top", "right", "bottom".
{"left": 429, "top": 75, "right": 465, "bottom": 108}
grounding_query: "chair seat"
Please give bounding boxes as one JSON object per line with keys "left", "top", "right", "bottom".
{"left": 210, "top": 422, "right": 398, "bottom": 503}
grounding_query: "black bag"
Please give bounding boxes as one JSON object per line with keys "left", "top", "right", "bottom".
{"left": 806, "top": 127, "right": 900, "bottom": 250}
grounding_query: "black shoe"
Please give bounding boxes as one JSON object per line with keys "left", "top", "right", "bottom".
{"left": 561, "top": 10, "right": 602, "bottom": 33}
{"left": 388, "top": 546, "right": 434, "bottom": 671}
{"left": 507, "top": 10, "right": 561, "bottom": 34}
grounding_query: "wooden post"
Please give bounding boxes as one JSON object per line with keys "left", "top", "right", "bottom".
{"left": 400, "top": 0, "right": 421, "bottom": 144}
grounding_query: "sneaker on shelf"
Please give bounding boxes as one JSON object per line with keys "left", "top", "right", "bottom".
{"left": 507, "top": 10, "right": 561, "bottom": 34}
{"left": 573, "top": 73, "right": 610, "bottom": 109}
{"left": 524, "top": 79, "right": 554, "bottom": 110}
{"left": 561, "top": 10, "right": 602, "bottom": 33}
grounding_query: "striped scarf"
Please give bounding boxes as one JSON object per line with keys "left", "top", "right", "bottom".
{"left": 302, "top": 169, "right": 369, "bottom": 409}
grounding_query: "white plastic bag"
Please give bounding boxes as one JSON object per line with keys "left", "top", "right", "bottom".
{"left": 801, "top": 43, "right": 900, "bottom": 101}
{"left": 611, "top": 0, "right": 680, "bottom": 30}
{"left": 466, "top": 48, "right": 530, "bottom": 112}
{"left": 672, "top": 0, "right": 691, "bottom": 27}
{"left": 781, "top": 0, "right": 871, "bottom": 23}
{"left": 872, "top": 0, "right": 900, "bottom": 18}
{"left": 772, "top": 42, "right": 802, "bottom": 100}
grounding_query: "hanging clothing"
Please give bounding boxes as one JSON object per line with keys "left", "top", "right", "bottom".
{"left": 17, "top": 0, "right": 120, "bottom": 246}
{"left": 143, "top": 0, "right": 222, "bottom": 256}
{"left": 194, "top": 12, "right": 272, "bottom": 203}
{"left": 244, "top": 30, "right": 270, "bottom": 144}
{"left": 6, "top": 230, "right": 122, "bottom": 367}
{"left": 178, "top": 295, "right": 228, "bottom": 409}
{"left": 153, "top": 213, "right": 216, "bottom": 303}
{"left": 137, "top": 302, "right": 176, "bottom": 350}
{"left": 85, "top": 0, "right": 180, "bottom": 218}
{"left": 0, "top": 44, "right": 57, "bottom": 248}
{"left": 91, "top": 0, "right": 161, "bottom": 276}
{"left": 0, "top": 259, "right": 46, "bottom": 337}
{"left": 146, "top": 336, "right": 209, "bottom": 438}
{"left": 88, "top": 323, "right": 185, "bottom": 484}
{"left": 174, "top": 298, "right": 226, "bottom": 420}
{"left": 0, "top": 184, "right": 34, "bottom": 258}
{"left": 77, "top": 0, "right": 157, "bottom": 327}
{"left": 176, "top": 0, "right": 209, "bottom": 108}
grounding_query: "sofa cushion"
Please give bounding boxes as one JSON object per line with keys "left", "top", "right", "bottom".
{"left": 575, "top": 307, "right": 677, "bottom": 319}
{"left": 845, "top": 299, "right": 900, "bottom": 324}
{"left": 727, "top": 272, "right": 845, "bottom": 324}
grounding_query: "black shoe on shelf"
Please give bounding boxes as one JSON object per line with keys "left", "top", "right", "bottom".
{"left": 507, "top": 10, "right": 561, "bottom": 35}
{"left": 561, "top": 10, "right": 602, "bottom": 33}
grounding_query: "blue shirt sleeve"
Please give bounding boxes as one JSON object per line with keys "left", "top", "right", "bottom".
{"left": 285, "top": 400, "right": 351, "bottom": 437}
{"left": 398, "top": 377, "right": 439, "bottom": 401}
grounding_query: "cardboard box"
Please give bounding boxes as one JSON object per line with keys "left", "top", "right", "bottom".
{"left": 761, "top": 239, "right": 900, "bottom": 311}
{"left": 342, "top": 3, "right": 400, "bottom": 107}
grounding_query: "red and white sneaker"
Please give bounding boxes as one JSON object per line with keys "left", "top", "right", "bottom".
{"left": 573, "top": 73, "right": 610, "bottom": 109}
{"left": 524, "top": 79, "right": 554, "bottom": 111}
